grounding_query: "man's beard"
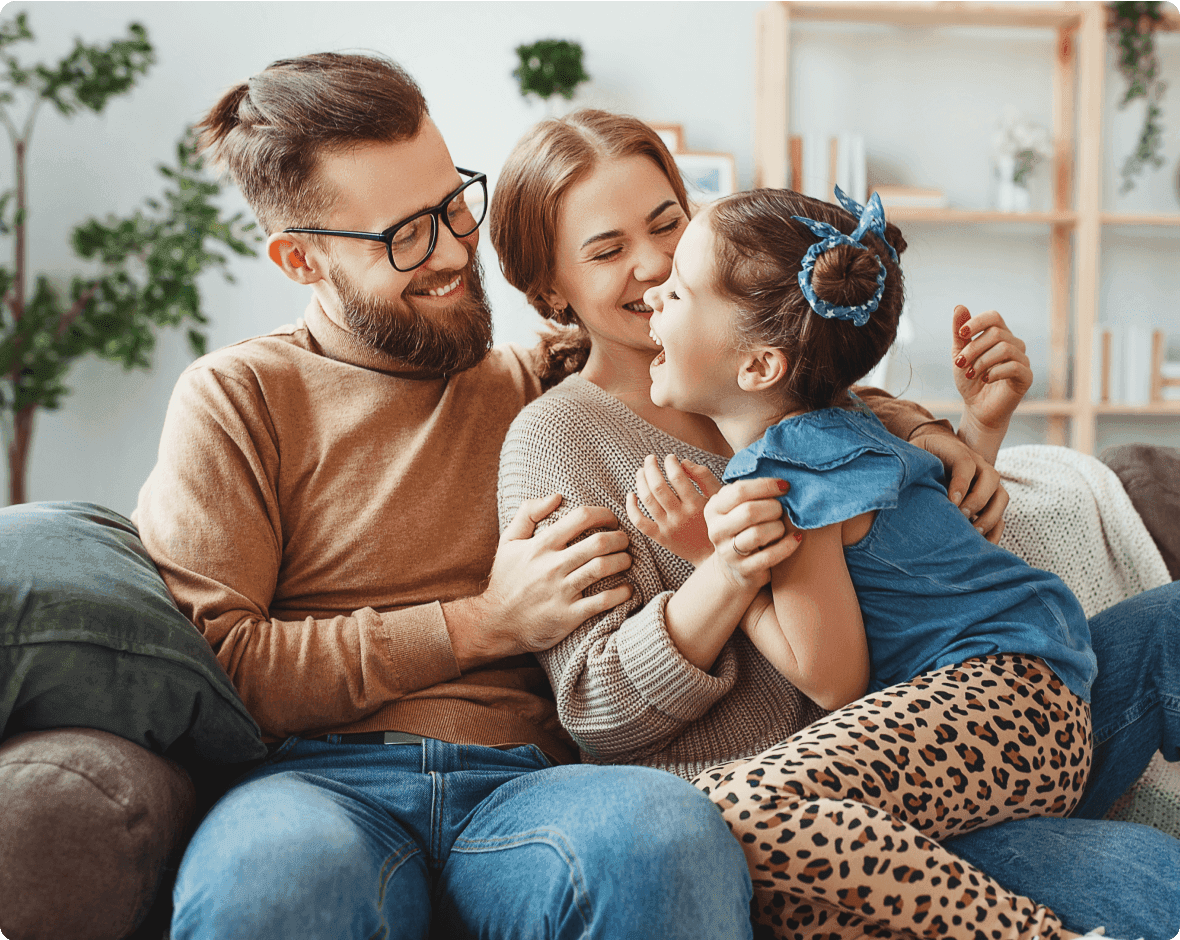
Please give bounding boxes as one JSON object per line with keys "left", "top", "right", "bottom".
{"left": 329, "top": 250, "right": 494, "bottom": 376}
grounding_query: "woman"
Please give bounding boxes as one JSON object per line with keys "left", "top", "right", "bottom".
{"left": 490, "top": 109, "right": 1180, "bottom": 940}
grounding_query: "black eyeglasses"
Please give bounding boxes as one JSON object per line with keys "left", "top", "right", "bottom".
{"left": 284, "top": 167, "right": 488, "bottom": 273}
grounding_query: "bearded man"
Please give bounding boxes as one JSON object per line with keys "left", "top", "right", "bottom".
{"left": 133, "top": 52, "right": 756, "bottom": 940}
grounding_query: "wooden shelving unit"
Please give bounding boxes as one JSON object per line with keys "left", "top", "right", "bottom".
{"left": 754, "top": 1, "right": 1180, "bottom": 453}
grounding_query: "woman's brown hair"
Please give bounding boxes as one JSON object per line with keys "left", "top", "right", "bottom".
{"left": 195, "top": 52, "right": 428, "bottom": 236}
{"left": 707, "top": 189, "right": 908, "bottom": 412}
{"left": 490, "top": 109, "right": 691, "bottom": 388}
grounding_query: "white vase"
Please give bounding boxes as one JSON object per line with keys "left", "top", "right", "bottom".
{"left": 995, "top": 155, "right": 1031, "bottom": 213}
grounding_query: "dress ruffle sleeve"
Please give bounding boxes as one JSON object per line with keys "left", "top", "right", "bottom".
{"left": 723, "top": 407, "right": 906, "bottom": 530}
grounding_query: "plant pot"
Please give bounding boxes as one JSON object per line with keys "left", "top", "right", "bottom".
{"left": 995, "top": 156, "right": 1031, "bottom": 213}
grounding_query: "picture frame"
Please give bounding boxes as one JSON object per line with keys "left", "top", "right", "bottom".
{"left": 674, "top": 151, "right": 737, "bottom": 204}
{"left": 647, "top": 122, "right": 685, "bottom": 154}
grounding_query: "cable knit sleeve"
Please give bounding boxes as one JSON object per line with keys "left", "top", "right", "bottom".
{"left": 497, "top": 384, "right": 738, "bottom": 763}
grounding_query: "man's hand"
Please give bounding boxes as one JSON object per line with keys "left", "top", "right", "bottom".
{"left": 952, "top": 305, "right": 1032, "bottom": 464}
{"left": 446, "top": 494, "right": 634, "bottom": 668}
{"left": 626, "top": 454, "right": 723, "bottom": 567}
{"left": 911, "top": 430, "right": 1009, "bottom": 544}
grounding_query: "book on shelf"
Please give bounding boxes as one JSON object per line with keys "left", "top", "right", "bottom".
{"left": 788, "top": 133, "right": 866, "bottom": 203}
{"left": 1093, "top": 325, "right": 1178, "bottom": 405}
{"left": 872, "top": 185, "right": 948, "bottom": 209}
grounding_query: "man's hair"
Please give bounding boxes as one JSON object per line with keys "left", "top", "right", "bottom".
{"left": 195, "top": 52, "right": 429, "bottom": 235}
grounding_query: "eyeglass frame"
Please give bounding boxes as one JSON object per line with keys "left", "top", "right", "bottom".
{"left": 282, "top": 167, "right": 488, "bottom": 273}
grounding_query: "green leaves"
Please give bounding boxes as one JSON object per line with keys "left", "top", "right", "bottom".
{"left": 513, "top": 39, "right": 590, "bottom": 101}
{"left": 1109, "top": 1, "right": 1168, "bottom": 193}
{"left": 1, "top": 13, "right": 153, "bottom": 117}
{"left": 63, "top": 128, "right": 258, "bottom": 373}
{"left": 0, "top": 12, "right": 258, "bottom": 420}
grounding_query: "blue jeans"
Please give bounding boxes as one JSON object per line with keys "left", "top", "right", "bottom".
{"left": 171, "top": 737, "right": 753, "bottom": 940}
{"left": 945, "top": 581, "right": 1180, "bottom": 940}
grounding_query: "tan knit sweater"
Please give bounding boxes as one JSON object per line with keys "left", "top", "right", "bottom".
{"left": 498, "top": 374, "right": 951, "bottom": 780}
{"left": 134, "top": 299, "right": 576, "bottom": 762}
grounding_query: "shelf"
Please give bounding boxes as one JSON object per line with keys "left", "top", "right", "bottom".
{"left": 1095, "top": 402, "right": 1180, "bottom": 416}
{"left": 785, "top": 2, "right": 1083, "bottom": 29}
{"left": 920, "top": 399, "right": 1180, "bottom": 417}
{"left": 887, "top": 208, "right": 1077, "bottom": 224}
{"left": 917, "top": 399, "right": 1079, "bottom": 415}
{"left": 1100, "top": 214, "right": 1180, "bottom": 227}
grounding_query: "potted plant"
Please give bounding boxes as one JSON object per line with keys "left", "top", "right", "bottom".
{"left": 1108, "top": 1, "right": 1168, "bottom": 194}
{"left": 0, "top": 13, "right": 257, "bottom": 505}
{"left": 512, "top": 39, "right": 590, "bottom": 115}
{"left": 992, "top": 108, "right": 1053, "bottom": 212}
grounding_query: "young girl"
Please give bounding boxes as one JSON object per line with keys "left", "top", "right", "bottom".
{"left": 640, "top": 187, "right": 1120, "bottom": 940}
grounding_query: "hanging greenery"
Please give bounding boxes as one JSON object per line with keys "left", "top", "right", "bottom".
{"left": 512, "top": 39, "right": 589, "bottom": 101}
{"left": 0, "top": 13, "right": 257, "bottom": 504}
{"left": 1108, "top": 1, "right": 1168, "bottom": 193}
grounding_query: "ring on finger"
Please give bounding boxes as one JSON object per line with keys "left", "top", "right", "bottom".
{"left": 732, "top": 536, "right": 753, "bottom": 557}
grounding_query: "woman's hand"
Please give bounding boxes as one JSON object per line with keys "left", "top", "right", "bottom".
{"left": 626, "top": 454, "right": 722, "bottom": 566}
{"left": 952, "top": 305, "right": 1033, "bottom": 464}
{"left": 703, "top": 478, "right": 802, "bottom": 590}
{"left": 909, "top": 430, "right": 1009, "bottom": 544}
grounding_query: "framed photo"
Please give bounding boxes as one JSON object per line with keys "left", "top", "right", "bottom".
{"left": 674, "top": 151, "right": 737, "bottom": 204}
{"left": 647, "top": 122, "right": 685, "bottom": 153}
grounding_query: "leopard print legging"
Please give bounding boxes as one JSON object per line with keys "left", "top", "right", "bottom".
{"left": 693, "top": 654, "right": 1092, "bottom": 940}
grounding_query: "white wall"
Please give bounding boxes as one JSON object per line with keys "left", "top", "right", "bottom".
{"left": 3, "top": 2, "right": 1178, "bottom": 515}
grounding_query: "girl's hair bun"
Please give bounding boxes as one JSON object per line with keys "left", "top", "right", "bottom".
{"left": 810, "top": 243, "right": 883, "bottom": 312}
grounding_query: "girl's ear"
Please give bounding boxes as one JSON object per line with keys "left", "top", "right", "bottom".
{"left": 737, "top": 346, "right": 789, "bottom": 392}
{"left": 267, "top": 233, "right": 322, "bottom": 285}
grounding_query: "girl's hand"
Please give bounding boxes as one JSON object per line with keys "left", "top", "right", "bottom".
{"left": 626, "top": 454, "right": 723, "bottom": 567}
{"left": 952, "top": 305, "right": 1033, "bottom": 464}
{"left": 703, "top": 478, "right": 802, "bottom": 590}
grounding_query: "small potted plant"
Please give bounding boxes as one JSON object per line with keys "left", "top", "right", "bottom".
{"left": 1108, "top": 1, "right": 1168, "bottom": 194}
{"left": 512, "top": 39, "right": 590, "bottom": 116}
{"left": 992, "top": 108, "right": 1053, "bottom": 213}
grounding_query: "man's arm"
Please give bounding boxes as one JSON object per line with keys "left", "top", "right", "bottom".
{"left": 136, "top": 365, "right": 631, "bottom": 738}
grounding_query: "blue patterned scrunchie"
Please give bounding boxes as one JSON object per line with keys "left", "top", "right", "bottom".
{"left": 792, "top": 186, "right": 898, "bottom": 328}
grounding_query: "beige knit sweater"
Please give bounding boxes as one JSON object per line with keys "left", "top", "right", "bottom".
{"left": 498, "top": 374, "right": 950, "bottom": 779}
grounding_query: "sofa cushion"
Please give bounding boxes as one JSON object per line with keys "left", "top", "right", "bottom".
{"left": 1100, "top": 444, "right": 1180, "bottom": 581}
{"left": 0, "top": 501, "right": 265, "bottom": 763}
{"left": 0, "top": 727, "right": 195, "bottom": 940}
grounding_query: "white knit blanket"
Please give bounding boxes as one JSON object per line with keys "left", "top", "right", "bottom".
{"left": 995, "top": 445, "right": 1171, "bottom": 617}
{"left": 994, "top": 446, "right": 1179, "bottom": 836}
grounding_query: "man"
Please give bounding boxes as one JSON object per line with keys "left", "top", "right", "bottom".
{"left": 135, "top": 52, "right": 755, "bottom": 940}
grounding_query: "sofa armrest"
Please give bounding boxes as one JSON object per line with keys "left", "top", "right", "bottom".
{"left": 0, "top": 727, "right": 195, "bottom": 940}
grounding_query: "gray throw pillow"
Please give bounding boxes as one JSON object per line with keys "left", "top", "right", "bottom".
{"left": 0, "top": 501, "right": 265, "bottom": 763}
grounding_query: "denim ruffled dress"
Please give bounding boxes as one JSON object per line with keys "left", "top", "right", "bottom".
{"left": 723, "top": 396, "right": 1097, "bottom": 701}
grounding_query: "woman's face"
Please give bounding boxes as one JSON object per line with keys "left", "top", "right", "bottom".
{"left": 545, "top": 155, "right": 687, "bottom": 364}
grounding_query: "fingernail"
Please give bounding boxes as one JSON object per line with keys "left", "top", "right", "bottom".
{"left": 954, "top": 355, "right": 967, "bottom": 368}
{"left": 777, "top": 480, "right": 790, "bottom": 492}
{"left": 950, "top": 491, "right": 963, "bottom": 505}
{"left": 961, "top": 506, "right": 973, "bottom": 517}
{"left": 793, "top": 532, "right": 803, "bottom": 541}
{"left": 959, "top": 325, "right": 972, "bottom": 338}
{"left": 965, "top": 368, "right": 976, "bottom": 379}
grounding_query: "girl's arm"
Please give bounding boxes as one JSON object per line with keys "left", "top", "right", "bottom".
{"left": 625, "top": 454, "right": 723, "bottom": 567}
{"left": 661, "top": 477, "right": 801, "bottom": 669}
{"left": 715, "top": 517, "right": 869, "bottom": 711}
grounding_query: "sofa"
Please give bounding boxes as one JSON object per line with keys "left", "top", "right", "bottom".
{"left": 1, "top": 445, "right": 1177, "bottom": 940}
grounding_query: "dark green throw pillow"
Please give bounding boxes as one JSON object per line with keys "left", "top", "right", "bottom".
{"left": 0, "top": 501, "right": 265, "bottom": 763}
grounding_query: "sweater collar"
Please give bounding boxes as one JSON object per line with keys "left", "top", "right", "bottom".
{"left": 301, "top": 297, "right": 450, "bottom": 382}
